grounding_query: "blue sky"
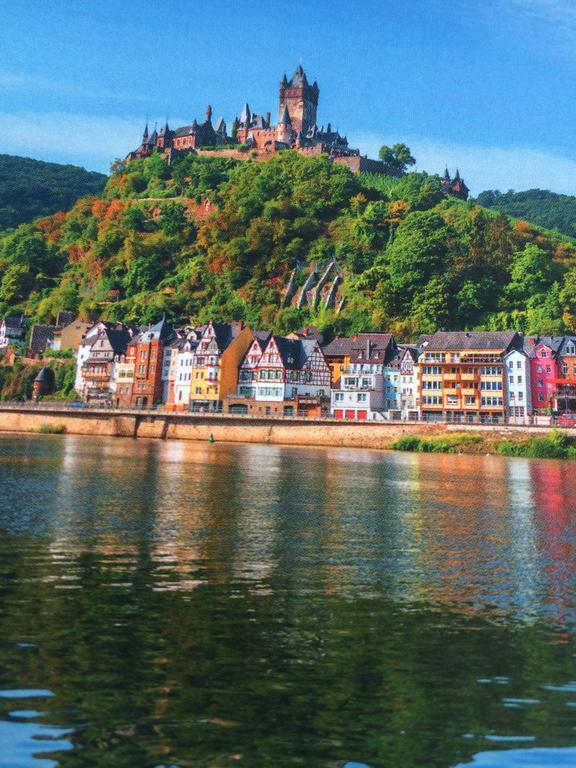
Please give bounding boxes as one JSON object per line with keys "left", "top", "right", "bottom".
{"left": 1, "top": 0, "right": 575, "bottom": 194}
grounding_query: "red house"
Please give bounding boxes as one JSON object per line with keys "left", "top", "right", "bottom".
{"left": 117, "top": 318, "right": 175, "bottom": 408}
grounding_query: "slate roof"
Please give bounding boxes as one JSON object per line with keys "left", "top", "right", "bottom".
{"left": 274, "top": 336, "right": 304, "bottom": 369}
{"left": 28, "top": 324, "right": 55, "bottom": 355}
{"left": 34, "top": 367, "right": 55, "bottom": 384}
{"left": 322, "top": 332, "right": 395, "bottom": 362}
{"left": 2, "top": 313, "right": 26, "bottom": 329}
{"left": 423, "top": 331, "right": 519, "bottom": 352}
{"left": 253, "top": 330, "right": 273, "bottom": 350}
{"left": 131, "top": 317, "right": 175, "bottom": 346}
{"left": 55, "top": 311, "right": 76, "bottom": 328}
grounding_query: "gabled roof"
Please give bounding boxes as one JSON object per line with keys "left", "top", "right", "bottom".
{"left": 130, "top": 317, "right": 174, "bottom": 345}
{"left": 536, "top": 335, "right": 564, "bottom": 354}
{"left": 322, "top": 332, "right": 395, "bottom": 362}
{"left": 423, "top": 331, "right": 519, "bottom": 352}
{"left": 253, "top": 330, "right": 273, "bottom": 350}
{"left": 272, "top": 336, "right": 306, "bottom": 370}
{"left": 92, "top": 328, "right": 132, "bottom": 355}
{"left": 559, "top": 336, "right": 576, "bottom": 355}
{"left": 29, "top": 324, "right": 55, "bottom": 355}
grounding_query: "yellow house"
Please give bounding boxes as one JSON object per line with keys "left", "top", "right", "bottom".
{"left": 189, "top": 322, "right": 253, "bottom": 411}
{"left": 54, "top": 321, "right": 93, "bottom": 352}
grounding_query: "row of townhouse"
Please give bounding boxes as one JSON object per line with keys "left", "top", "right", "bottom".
{"left": 72, "top": 319, "right": 576, "bottom": 422}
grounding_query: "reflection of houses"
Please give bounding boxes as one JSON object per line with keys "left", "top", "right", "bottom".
{"left": 226, "top": 333, "right": 331, "bottom": 417}
{"left": 329, "top": 334, "right": 397, "bottom": 420}
{"left": 419, "top": 331, "right": 520, "bottom": 423}
{"left": 0, "top": 313, "right": 27, "bottom": 349}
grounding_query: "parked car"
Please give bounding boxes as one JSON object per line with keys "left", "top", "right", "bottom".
{"left": 556, "top": 413, "right": 576, "bottom": 427}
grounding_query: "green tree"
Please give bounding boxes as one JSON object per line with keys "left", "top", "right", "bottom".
{"left": 378, "top": 143, "right": 416, "bottom": 174}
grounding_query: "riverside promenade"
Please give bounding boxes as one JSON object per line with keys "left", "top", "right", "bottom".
{"left": 0, "top": 402, "right": 572, "bottom": 449}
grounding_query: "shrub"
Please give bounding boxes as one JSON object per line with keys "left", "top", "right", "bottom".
{"left": 35, "top": 423, "right": 66, "bottom": 434}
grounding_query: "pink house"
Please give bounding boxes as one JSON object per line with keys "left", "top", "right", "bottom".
{"left": 529, "top": 337, "right": 562, "bottom": 411}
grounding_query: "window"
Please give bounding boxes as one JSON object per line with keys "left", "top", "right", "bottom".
{"left": 519, "top": 392, "right": 523, "bottom": 401}
{"left": 518, "top": 376, "right": 522, "bottom": 384}
{"left": 517, "top": 361, "right": 521, "bottom": 369}
{"left": 538, "top": 393, "right": 544, "bottom": 402}
{"left": 508, "top": 361, "right": 513, "bottom": 370}
{"left": 546, "top": 366, "right": 552, "bottom": 374}
{"left": 541, "top": 350, "right": 548, "bottom": 357}
{"left": 465, "top": 395, "right": 476, "bottom": 405}
{"left": 537, "top": 365, "right": 543, "bottom": 373}
{"left": 537, "top": 379, "right": 543, "bottom": 388}
{"left": 562, "top": 364, "right": 568, "bottom": 375}
{"left": 357, "top": 393, "right": 367, "bottom": 402}
{"left": 335, "top": 392, "right": 344, "bottom": 401}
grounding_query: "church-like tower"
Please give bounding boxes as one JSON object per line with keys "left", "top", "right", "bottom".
{"left": 279, "top": 65, "right": 319, "bottom": 136}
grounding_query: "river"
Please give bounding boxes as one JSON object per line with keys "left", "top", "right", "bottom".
{"left": 0, "top": 434, "right": 575, "bottom": 767}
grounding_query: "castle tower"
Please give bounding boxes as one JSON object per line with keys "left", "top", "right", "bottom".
{"left": 279, "top": 65, "right": 319, "bottom": 136}
{"left": 277, "top": 104, "right": 292, "bottom": 144}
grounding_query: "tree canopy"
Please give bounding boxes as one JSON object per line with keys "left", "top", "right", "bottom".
{"left": 1, "top": 149, "right": 576, "bottom": 339}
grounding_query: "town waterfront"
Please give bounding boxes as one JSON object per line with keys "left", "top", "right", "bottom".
{"left": 0, "top": 435, "right": 575, "bottom": 767}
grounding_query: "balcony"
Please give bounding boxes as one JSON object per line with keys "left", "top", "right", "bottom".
{"left": 460, "top": 372, "right": 478, "bottom": 381}
{"left": 461, "top": 387, "right": 478, "bottom": 396}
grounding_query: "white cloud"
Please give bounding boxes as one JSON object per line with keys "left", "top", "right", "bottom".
{"left": 0, "top": 71, "right": 146, "bottom": 102}
{"left": 0, "top": 111, "right": 141, "bottom": 168}
{"left": 494, "top": 0, "right": 576, "bottom": 52}
{"left": 350, "top": 132, "right": 576, "bottom": 196}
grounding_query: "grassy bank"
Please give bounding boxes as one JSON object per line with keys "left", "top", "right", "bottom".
{"left": 390, "top": 430, "right": 576, "bottom": 460}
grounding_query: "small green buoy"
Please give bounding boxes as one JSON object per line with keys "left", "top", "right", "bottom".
{"left": 208, "top": 433, "right": 215, "bottom": 443}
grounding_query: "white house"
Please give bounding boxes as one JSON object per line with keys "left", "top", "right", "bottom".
{"left": 330, "top": 335, "right": 397, "bottom": 421}
{"left": 504, "top": 345, "right": 532, "bottom": 424}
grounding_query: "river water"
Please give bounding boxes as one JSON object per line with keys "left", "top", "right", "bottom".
{"left": 0, "top": 435, "right": 575, "bottom": 768}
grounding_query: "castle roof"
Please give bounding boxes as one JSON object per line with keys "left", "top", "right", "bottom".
{"left": 278, "top": 104, "right": 291, "bottom": 125}
{"left": 289, "top": 64, "right": 308, "bottom": 87}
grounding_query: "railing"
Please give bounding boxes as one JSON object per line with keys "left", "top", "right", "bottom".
{"left": 0, "top": 399, "right": 574, "bottom": 428}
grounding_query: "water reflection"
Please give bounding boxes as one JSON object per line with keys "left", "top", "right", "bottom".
{"left": 0, "top": 435, "right": 575, "bottom": 767}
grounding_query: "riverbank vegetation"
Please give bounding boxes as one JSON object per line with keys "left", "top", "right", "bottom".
{"left": 390, "top": 429, "right": 576, "bottom": 460}
{"left": 1, "top": 151, "right": 576, "bottom": 338}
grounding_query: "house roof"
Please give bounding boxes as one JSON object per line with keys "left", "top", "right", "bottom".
{"left": 28, "top": 324, "right": 55, "bottom": 355}
{"left": 2, "top": 313, "right": 26, "bottom": 329}
{"left": 131, "top": 317, "right": 175, "bottom": 346}
{"left": 323, "top": 332, "right": 395, "bottom": 363}
{"left": 423, "top": 331, "right": 519, "bottom": 352}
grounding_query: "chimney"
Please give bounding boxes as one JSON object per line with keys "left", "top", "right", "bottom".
{"left": 366, "top": 338, "right": 370, "bottom": 359}
{"left": 265, "top": 111, "right": 271, "bottom": 126}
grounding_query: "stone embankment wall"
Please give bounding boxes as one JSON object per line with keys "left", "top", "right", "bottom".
{"left": 0, "top": 406, "right": 571, "bottom": 449}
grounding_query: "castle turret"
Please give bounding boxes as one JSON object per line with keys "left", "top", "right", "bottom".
{"left": 240, "top": 103, "right": 251, "bottom": 126}
{"left": 277, "top": 104, "right": 292, "bottom": 144}
{"left": 279, "top": 65, "right": 319, "bottom": 136}
{"left": 205, "top": 104, "right": 212, "bottom": 124}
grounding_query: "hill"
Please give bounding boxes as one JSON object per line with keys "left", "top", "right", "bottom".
{"left": 476, "top": 188, "right": 576, "bottom": 239}
{"left": 1, "top": 150, "right": 576, "bottom": 339}
{"left": 0, "top": 154, "right": 107, "bottom": 231}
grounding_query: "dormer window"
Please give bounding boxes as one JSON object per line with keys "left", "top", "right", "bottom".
{"left": 541, "top": 350, "right": 548, "bottom": 357}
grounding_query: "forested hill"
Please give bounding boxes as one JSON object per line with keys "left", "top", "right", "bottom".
{"left": 0, "top": 154, "right": 107, "bottom": 231}
{"left": 476, "top": 189, "right": 576, "bottom": 239}
{"left": 1, "top": 150, "right": 576, "bottom": 339}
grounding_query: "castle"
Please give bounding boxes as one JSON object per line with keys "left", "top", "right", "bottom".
{"left": 128, "top": 65, "right": 387, "bottom": 174}
{"left": 127, "top": 65, "right": 469, "bottom": 197}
